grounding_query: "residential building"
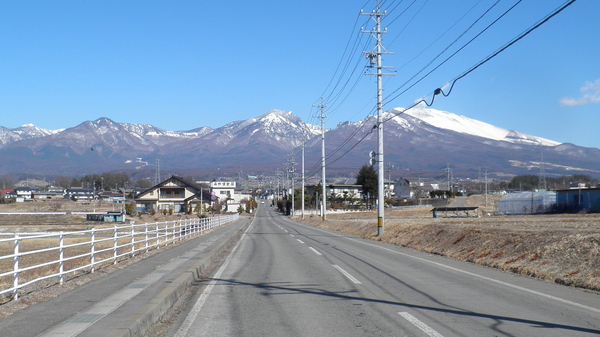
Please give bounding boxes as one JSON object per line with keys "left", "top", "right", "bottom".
{"left": 136, "top": 176, "right": 213, "bottom": 214}
{"left": 15, "top": 186, "right": 39, "bottom": 202}
{"left": 65, "top": 188, "right": 95, "bottom": 201}
{"left": 210, "top": 181, "right": 236, "bottom": 203}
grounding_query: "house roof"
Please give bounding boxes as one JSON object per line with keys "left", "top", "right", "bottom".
{"left": 136, "top": 175, "right": 214, "bottom": 201}
{"left": 16, "top": 186, "right": 39, "bottom": 192}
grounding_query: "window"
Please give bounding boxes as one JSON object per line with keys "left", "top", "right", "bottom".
{"left": 160, "top": 188, "right": 185, "bottom": 199}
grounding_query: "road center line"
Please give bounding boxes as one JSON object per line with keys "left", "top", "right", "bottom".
{"left": 347, "top": 237, "right": 600, "bottom": 314}
{"left": 398, "top": 312, "right": 444, "bottom": 337}
{"left": 332, "top": 265, "right": 361, "bottom": 284}
{"left": 296, "top": 239, "right": 305, "bottom": 244}
{"left": 308, "top": 247, "right": 322, "bottom": 256}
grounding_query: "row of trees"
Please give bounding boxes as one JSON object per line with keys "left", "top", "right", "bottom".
{"left": 506, "top": 174, "right": 598, "bottom": 191}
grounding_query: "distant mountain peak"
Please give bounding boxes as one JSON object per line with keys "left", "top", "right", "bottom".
{"left": 394, "top": 107, "right": 559, "bottom": 147}
{"left": 1, "top": 109, "right": 599, "bottom": 178}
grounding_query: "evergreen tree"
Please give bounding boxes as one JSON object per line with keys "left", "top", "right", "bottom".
{"left": 356, "top": 164, "right": 377, "bottom": 207}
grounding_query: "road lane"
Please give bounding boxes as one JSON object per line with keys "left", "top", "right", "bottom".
{"left": 173, "top": 205, "right": 600, "bottom": 336}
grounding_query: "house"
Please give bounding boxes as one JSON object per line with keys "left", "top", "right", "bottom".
{"left": 65, "top": 188, "right": 95, "bottom": 201}
{"left": 394, "top": 178, "right": 411, "bottom": 199}
{"left": 555, "top": 187, "right": 600, "bottom": 213}
{"left": 327, "top": 184, "right": 362, "bottom": 202}
{"left": 98, "top": 191, "right": 125, "bottom": 202}
{"left": 210, "top": 181, "right": 237, "bottom": 203}
{"left": 1, "top": 189, "right": 16, "bottom": 201}
{"left": 33, "top": 186, "right": 64, "bottom": 200}
{"left": 32, "top": 190, "right": 64, "bottom": 200}
{"left": 15, "top": 186, "right": 39, "bottom": 202}
{"left": 136, "top": 176, "right": 213, "bottom": 214}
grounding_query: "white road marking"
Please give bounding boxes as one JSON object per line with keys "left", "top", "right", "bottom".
{"left": 308, "top": 247, "right": 322, "bottom": 256}
{"left": 173, "top": 217, "right": 255, "bottom": 337}
{"left": 332, "top": 265, "right": 362, "bottom": 284}
{"left": 348, "top": 238, "right": 600, "bottom": 314}
{"left": 398, "top": 312, "right": 444, "bottom": 337}
{"left": 296, "top": 239, "right": 305, "bottom": 244}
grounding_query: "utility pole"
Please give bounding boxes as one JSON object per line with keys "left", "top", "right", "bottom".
{"left": 362, "top": 0, "right": 394, "bottom": 236}
{"left": 483, "top": 167, "right": 488, "bottom": 207}
{"left": 276, "top": 170, "right": 280, "bottom": 202}
{"left": 301, "top": 142, "right": 305, "bottom": 219}
{"left": 446, "top": 164, "right": 452, "bottom": 194}
{"left": 313, "top": 98, "right": 327, "bottom": 220}
{"left": 288, "top": 155, "right": 296, "bottom": 216}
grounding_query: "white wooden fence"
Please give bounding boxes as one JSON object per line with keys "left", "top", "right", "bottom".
{"left": 0, "top": 213, "right": 239, "bottom": 301}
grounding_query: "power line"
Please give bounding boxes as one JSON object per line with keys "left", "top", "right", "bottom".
{"left": 384, "top": 0, "right": 521, "bottom": 106}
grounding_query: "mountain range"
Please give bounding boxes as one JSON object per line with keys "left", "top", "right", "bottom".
{"left": 1, "top": 108, "right": 599, "bottom": 180}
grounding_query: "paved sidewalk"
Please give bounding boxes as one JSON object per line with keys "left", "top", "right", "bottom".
{"left": 0, "top": 216, "right": 251, "bottom": 337}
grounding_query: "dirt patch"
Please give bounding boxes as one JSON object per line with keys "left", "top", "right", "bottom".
{"left": 295, "top": 201, "right": 600, "bottom": 293}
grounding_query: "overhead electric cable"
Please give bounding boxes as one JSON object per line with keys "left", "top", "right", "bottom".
{"left": 383, "top": 0, "right": 578, "bottom": 123}
{"left": 383, "top": 0, "right": 523, "bottom": 106}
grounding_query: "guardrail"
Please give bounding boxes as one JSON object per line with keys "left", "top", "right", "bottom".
{"left": 0, "top": 213, "right": 239, "bottom": 302}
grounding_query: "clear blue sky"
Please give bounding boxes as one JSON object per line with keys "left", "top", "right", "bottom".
{"left": 1, "top": 1, "right": 598, "bottom": 148}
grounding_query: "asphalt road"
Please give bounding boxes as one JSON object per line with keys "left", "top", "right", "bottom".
{"left": 170, "top": 204, "right": 600, "bottom": 337}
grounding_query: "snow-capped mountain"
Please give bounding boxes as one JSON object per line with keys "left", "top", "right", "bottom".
{"left": 0, "top": 108, "right": 599, "bottom": 178}
{"left": 198, "top": 110, "right": 320, "bottom": 149}
{"left": 398, "top": 108, "right": 559, "bottom": 147}
{"left": 0, "top": 124, "right": 63, "bottom": 146}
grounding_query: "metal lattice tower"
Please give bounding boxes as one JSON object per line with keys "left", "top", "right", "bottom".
{"left": 154, "top": 158, "right": 161, "bottom": 185}
{"left": 539, "top": 152, "right": 547, "bottom": 191}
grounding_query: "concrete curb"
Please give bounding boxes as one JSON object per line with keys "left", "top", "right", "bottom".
{"left": 108, "top": 219, "right": 251, "bottom": 337}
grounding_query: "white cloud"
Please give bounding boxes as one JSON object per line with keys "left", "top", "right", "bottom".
{"left": 560, "top": 79, "right": 600, "bottom": 106}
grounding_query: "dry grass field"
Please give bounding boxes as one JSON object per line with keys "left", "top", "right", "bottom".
{"left": 294, "top": 195, "right": 600, "bottom": 293}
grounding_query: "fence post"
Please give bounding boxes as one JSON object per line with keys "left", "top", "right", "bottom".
{"left": 130, "top": 224, "right": 135, "bottom": 257}
{"left": 113, "top": 225, "right": 118, "bottom": 264}
{"left": 90, "top": 228, "right": 96, "bottom": 273}
{"left": 13, "top": 234, "right": 19, "bottom": 300}
{"left": 59, "top": 233, "right": 64, "bottom": 285}
{"left": 145, "top": 223, "right": 149, "bottom": 253}
{"left": 156, "top": 223, "right": 160, "bottom": 249}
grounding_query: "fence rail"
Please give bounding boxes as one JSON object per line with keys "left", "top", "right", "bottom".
{"left": 0, "top": 213, "right": 239, "bottom": 302}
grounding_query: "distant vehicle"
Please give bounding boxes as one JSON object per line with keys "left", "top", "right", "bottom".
{"left": 261, "top": 201, "right": 265, "bottom": 204}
